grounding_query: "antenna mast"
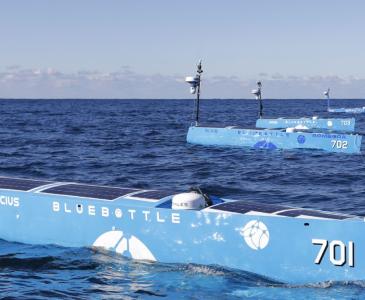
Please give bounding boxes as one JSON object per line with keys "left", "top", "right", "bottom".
{"left": 251, "top": 81, "right": 263, "bottom": 118}
{"left": 195, "top": 60, "right": 203, "bottom": 125}
{"left": 324, "top": 88, "right": 330, "bottom": 111}
{"left": 185, "top": 60, "right": 203, "bottom": 126}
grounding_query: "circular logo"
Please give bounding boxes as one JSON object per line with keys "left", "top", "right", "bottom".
{"left": 327, "top": 120, "right": 333, "bottom": 127}
{"left": 297, "top": 135, "right": 306, "bottom": 144}
{"left": 240, "top": 220, "right": 269, "bottom": 250}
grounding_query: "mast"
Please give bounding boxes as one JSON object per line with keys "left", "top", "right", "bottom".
{"left": 185, "top": 60, "right": 203, "bottom": 126}
{"left": 195, "top": 60, "right": 203, "bottom": 125}
{"left": 251, "top": 81, "right": 263, "bottom": 118}
{"left": 324, "top": 88, "right": 330, "bottom": 111}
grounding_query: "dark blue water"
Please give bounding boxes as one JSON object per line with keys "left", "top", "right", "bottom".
{"left": 1, "top": 99, "right": 365, "bottom": 299}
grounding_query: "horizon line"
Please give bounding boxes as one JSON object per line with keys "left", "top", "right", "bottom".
{"left": 0, "top": 98, "right": 364, "bottom": 101}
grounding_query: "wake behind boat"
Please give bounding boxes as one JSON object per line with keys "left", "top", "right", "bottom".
{"left": 0, "top": 176, "right": 364, "bottom": 284}
{"left": 185, "top": 62, "right": 362, "bottom": 154}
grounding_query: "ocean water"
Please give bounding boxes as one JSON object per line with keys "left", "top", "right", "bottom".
{"left": 0, "top": 98, "right": 365, "bottom": 299}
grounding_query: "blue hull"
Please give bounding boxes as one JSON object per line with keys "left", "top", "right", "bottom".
{"left": 0, "top": 176, "right": 364, "bottom": 284}
{"left": 187, "top": 126, "right": 362, "bottom": 154}
{"left": 328, "top": 107, "right": 365, "bottom": 114}
{"left": 256, "top": 117, "right": 355, "bottom": 132}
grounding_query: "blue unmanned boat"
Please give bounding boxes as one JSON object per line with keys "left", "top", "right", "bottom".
{"left": 185, "top": 62, "right": 362, "bottom": 154}
{"left": 325, "top": 88, "right": 365, "bottom": 114}
{"left": 0, "top": 176, "right": 364, "bottom": 284}
{"left": 256, "top": 117, "right": 355, "bottom": 132}
{"left": 253, "top": 84, "right": 355, "bottom": 132}
{"left": 187, "top": 126, "right": 361, "bottom": 153}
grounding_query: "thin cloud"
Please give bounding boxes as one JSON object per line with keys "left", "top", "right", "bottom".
{"left": 0, "top": 67, "right": 364, "bottom": 99}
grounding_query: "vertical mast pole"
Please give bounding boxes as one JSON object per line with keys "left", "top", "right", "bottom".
{"left": 251, "top": 81, "right": 263, "bottom": 118}
{"left": 323, "top": 88, "right": 330, "bottom": 111}
{"left": 257, "top": 81, "right": 263, "bottom": 118}
{"left": 195, "top": 60, "right": 203, "bottom": 125}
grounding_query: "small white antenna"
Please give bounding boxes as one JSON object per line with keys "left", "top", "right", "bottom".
{"left": 324, "top": 88, "right": 330, "bottom": 111}
{"left": 251, "top": 81, "right": 262, "bottom": 99}
{"left": 251, "top": 81, "right": 263, "bottom": 118}
{"left": 324, "top": 88, "right": 330, "bottom": 98}
{"left": 185, "top": 60, "right": 202, "bottom": 94}
{"left": 185, "top": 60, "right": 203, "bottom": 125}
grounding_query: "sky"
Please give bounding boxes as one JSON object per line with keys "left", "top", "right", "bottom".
{"left": 1, "top": 0, "right": 365, "bottom": 99}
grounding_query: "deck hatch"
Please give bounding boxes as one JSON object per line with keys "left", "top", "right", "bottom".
{"left": 0, "top": 177, "right": 51, "bottom": 191}
{"left": 42, "top": 183, "right": 138, "bottom": 200}
{"left": 213, "top": 201, "right": 291, "bottom": 214}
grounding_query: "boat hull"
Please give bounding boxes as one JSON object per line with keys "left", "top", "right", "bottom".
{"left": 256, "top": 117, "right": 355, "bottom": 132}
{"left": 1, "top": 182, "right": 365, "bottom": 284}
{"left": 187, "top": 126, "right": 362, "bottom": 154}
{"left": 328, "top": 107, "right": 365, "bottom": 114}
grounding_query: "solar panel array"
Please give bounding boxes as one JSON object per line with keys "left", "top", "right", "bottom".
{"left": 0, "top": 177, "right": 51, "bottom": 191}
{"left": 0, "top": 176, "right": 356, "bottom": 217}
{"left": 213, "top": 200, "right": 354, "bottom": 220}
{"left": 277, "top": 209, "right": 351, "bottom": 220}
{"left": 42, "top": 183, "right": 138, "bottom": 200}
{"left": 130, "top": 190, "right": 174, "bottom": 200}
{"left": 0, "top": 176, "right": 176, "bottom": 201}
{"left": 213, "top": 201, "right": 291, "bottom": 214}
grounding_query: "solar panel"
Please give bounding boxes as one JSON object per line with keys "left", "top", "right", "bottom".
{"left": 277, "top": 209, "right": 351, "bottom": 220}
{"left": 213, "top": 200, "right": 291, "bottom": 214}
{"left": 130, "top": 190, "right": 174, "bottom": 200}
{"left": 42, "top": 183, "right": 138, "bottom": 200}
{"left": 0, "top": 177, "right": 51, "bottom": 191}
